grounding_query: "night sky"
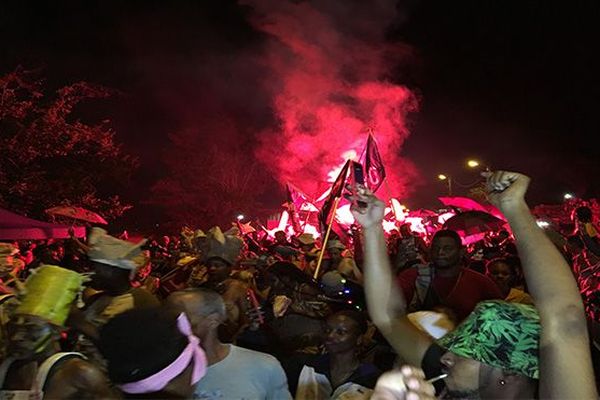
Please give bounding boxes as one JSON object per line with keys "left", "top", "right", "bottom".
{"left": 2, "top": 1, "right": 599, "bottom": 227}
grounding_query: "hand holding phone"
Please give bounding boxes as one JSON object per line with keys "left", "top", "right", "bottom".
{"left": 350, "top": 161, "right": 367, "bottom": 208}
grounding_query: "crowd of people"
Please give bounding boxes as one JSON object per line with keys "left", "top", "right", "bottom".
{"left": 0, "top": 170, "right": 599, "bottom": 399}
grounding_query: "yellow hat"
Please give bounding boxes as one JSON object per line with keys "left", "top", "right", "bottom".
{"left": 16, "top": 265, "right": 85, "bottom": 326}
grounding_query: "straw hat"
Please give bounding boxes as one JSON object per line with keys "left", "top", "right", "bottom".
{"left": 87, "top": 228, "right": 147, "bottom": 271}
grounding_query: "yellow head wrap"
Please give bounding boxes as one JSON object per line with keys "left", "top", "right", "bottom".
{"left": 16, "top": 265, "right": 85, "bottom": 326}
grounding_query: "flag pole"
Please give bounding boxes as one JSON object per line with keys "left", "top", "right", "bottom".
{"left": 313, "top": 196, "right": 342, "bottom": 280}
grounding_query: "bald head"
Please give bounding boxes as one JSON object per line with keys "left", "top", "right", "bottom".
{"left": 166, "top": 288, "right": 226, "bottom": 320}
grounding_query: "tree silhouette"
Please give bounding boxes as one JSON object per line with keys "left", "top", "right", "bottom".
{"left": 0, "top": 68, "right": 137, "bottom": 220}
{"left": 150, "top": 121, "right": 272, "bottom": 229}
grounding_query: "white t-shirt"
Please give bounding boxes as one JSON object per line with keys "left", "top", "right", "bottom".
{"left": 194, "top": 345, "right": 292, "bottom": 400}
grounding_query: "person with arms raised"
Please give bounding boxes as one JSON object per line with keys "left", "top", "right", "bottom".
{"left": 352, "top": 170, "right": 597, "bottom": 399}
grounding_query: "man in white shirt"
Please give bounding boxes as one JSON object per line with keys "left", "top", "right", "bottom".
{"left": 167, "top": 288, "right": 292, "bottom": 400}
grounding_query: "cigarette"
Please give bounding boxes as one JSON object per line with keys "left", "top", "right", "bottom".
{"left": 426, "top": 373, "right": 448, "bottom": 384}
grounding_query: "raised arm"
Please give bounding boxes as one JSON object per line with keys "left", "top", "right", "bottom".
{"left": 485, "top": 171, "right": 597, "bottom": 399}
{"left": 351, "top": 187, "right": 433, "bottom": 367}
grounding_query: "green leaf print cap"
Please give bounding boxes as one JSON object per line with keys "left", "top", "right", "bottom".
{"left": 437, "top": 300, "right": 540, "bottom": 379}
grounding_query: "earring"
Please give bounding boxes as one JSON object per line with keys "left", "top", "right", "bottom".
{"left": 499, "top": 379, "right": 506, "bottom": 386}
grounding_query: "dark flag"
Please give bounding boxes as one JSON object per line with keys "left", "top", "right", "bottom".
{"left": 319, "top": 160, "right": 351, "bottom": 232}
{"left": 364, "top": 133, "right": 386, "bottom": 192}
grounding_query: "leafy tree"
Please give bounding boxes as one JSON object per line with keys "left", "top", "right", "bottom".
{"left": 0, "top": 68, "right": 137, "bottom": 220}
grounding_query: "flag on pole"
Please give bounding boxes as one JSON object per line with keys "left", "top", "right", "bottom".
{"left": 364, "top": 133, "right": 386, "bottom": 192}
{"left": 319, "top": 160, "right": 351, "bottom": 233}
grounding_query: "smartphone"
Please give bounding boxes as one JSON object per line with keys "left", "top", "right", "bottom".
{"left": 350, "top": 161, "right": 367, "bottom": 208}
{"left": 351, "top": 161, "right": 365, "bottom": 187}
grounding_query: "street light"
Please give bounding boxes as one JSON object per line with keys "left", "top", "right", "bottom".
{"left": 438, "top": 160, "right": 487, "bottom": 196}
{"left": 563, "top": 193, "right": 574, "bottom": 200}
{"left": 236, "top": 214, "right": 245, "bottom": 221}
{"left": 438, "top": 174, "right": 452, "bottom": 195}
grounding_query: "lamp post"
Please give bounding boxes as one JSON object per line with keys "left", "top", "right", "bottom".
{"left": 438, "top": 159, "right": 487, "bottom": 196}
{"left": 467, "top": 159, "right": 492, "bottom": 173}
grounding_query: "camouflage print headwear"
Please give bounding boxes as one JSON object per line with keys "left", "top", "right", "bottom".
{"left": 437, "top": 300, "right": 540, "bottom": 379}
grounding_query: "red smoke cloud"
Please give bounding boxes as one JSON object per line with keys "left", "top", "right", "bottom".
{"left": 244, "top": 0, "right": 419, "bottom": 199}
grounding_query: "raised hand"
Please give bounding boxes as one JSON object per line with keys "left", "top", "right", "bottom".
{"left": 371, "top": 366, "right": 436, "bottom": 400}
{"left": 349, "top": 184, "right": 386, "bottom": 229}
{"left": 482, "top": 170, "right": 530, "bottom": 211}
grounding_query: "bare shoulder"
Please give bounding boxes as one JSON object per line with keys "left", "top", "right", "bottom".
{"left": 60, "top": 357, "right": 105, "bottom": 380}
{"left": 225, "top": 278, "right": 249, "bottom": 290}
{"left": 223, "top": 278, "right": 250, "bottom": 296}
{"left": 46, "top": 358, "right": 115, "bottom": 398}
{"left": 218, "top": 279, "right": 249, "bottom": 304}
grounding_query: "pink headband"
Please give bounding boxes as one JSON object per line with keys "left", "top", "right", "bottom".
{"left": 119, "top": 313, "right": 207, "bottom": 394}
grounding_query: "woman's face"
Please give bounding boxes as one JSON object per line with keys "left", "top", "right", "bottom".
{"left": 324, "top": 314, "right": 360, "bottom": 355}
{"left": 487, "top": 261, "right": 513, "bottom": 289}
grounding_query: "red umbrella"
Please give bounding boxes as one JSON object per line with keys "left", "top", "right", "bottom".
{"left": 438, "top": 196, "right": 488, "bottom": 212}
{"left": 442, "top": 210, "right": 506, "bottom": 236}
{"left": 46, "top": 206, "right": 108, "bottom": 225}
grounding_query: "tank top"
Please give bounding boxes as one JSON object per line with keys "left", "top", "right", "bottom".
{"left": 0, "top": 352, "right": 85, "bottom": 400}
